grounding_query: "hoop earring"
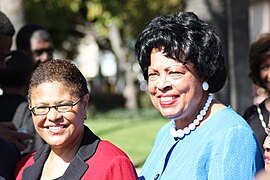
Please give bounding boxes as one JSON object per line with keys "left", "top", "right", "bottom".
{"left": 202, "top": 81, "right": 209, "bottom": 91}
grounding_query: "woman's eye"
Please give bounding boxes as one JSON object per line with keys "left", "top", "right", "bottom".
{"left": 148, "top": 73, "right": 159, "bottom": 77}
{"left": 169, "top": 71, "right": 182, "bottom": 75}
{"left": 36, "top": 106, "right": 47, "bottom": 109}
{"left": 170, "top": 71, "right": 180, "bottom": 74}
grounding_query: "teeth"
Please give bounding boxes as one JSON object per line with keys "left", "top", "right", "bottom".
{"left": 160, "top": 97, "right": 173, "bottom": 101}
{"left": 48, "top": 126, "right": 64, "bottom": 131}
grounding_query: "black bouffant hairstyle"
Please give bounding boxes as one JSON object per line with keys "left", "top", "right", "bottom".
{"left": 135, "top": 12, "right": 227, "bottom": 93}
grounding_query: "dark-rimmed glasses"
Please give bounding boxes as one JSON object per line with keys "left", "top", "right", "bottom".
{"left": 29, "top": 98, "right": 81, "bottom": 115}
{"left": 32, "top": 47, "right": 53, "bottom": 57}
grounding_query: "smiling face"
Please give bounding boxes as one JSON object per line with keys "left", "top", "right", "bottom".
{"left": 259, "top": 58, "right": 270, "bottom": 91}
{"left": 29, "top": 81, "right": 89, "bottom": 149}
{"left": 148, "top": 49, "right": 204, "bottom": 125}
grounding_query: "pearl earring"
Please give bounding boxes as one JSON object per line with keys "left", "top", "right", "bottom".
{"left": 202, "top": 81, "right": 209, "bottom": 91}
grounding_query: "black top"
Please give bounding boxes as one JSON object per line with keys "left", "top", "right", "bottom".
{"left": 0, "top": 94, "right": 27, "bottom": 122}
{"left": 243, "top": 100, "right": 269, "bottom": 153}
{"left": 22, "top": 126, "right": 100, "bottom": 180}
{"left": 0, "top": 137, "right": 21, "bottom": 180}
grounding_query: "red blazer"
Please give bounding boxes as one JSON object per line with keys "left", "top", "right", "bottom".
{"left": 15, "top": 126, "right": 138, "bottom": 180}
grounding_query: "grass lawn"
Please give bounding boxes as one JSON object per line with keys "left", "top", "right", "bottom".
{"left": 84, "top": 113, "right": 167, "bottom": 168}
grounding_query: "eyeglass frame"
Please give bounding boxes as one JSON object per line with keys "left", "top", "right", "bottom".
{"left": 31, "top": 47, "right": 54, "bottom": 57}
{"left": 29, "top": 97, "right": 82, "bottom": 115}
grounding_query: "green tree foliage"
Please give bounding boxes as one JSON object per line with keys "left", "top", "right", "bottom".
{"left": 24, "top": 0, "right": 86, "bottom": 58}
{"left": 86, "top": 0, "right": 184, "bottom": 46}
{"left": 24, "top": 0, "right": 183, "bottom": 55}
{"left": 24, "top": 0, "right": 184, "bottom": 109}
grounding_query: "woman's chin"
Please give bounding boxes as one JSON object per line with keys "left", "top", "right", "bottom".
{"left": 163, "top": 111, "right": 182, "bottom": 120}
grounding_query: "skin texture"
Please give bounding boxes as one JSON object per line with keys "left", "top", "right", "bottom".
{"left": 29, "top": 81, "right": 88, "bottom": 150}
{"left": 259, "top": 58, "right": 270, "bottom": 91}
{"left": 29, "top": 81, "right": 89, "bottom": 179}
{"left": 264, "top": 136, "right": 270, "bottom": 172}
{"left": 147, "top": 49, "right": 209, "bottom": 129}
{"left": 30, "top": 39, "right": 53, "bottom": 64}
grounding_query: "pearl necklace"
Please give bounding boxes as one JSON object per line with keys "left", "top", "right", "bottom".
{"left": 256, "top": 105, "right": 268, "bottom": 134}
{"left": 170, "top": 95, "right": 212, "bottom": 139}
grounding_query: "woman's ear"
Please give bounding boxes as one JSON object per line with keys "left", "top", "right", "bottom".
{"left": 82, "top": 93, "right": 90, "bottom": 112}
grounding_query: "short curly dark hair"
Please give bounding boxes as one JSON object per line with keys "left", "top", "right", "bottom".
{"left": 135, "top": 12, "right": 227, "bottom": 93}
{"left": 249, "top": 33, "right": 270, "bottom": 89}
{"left": 0, "top": 11, "right": 15, "bottom": 36}
{"left": 28, "top": 59, "right": 89, "bottom": 98}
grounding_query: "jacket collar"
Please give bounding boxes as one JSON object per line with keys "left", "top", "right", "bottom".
{"left": 22, "top": 126, "right": 100, "bottom": 180}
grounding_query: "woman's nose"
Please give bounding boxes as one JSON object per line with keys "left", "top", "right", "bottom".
{"left": 46, "top": 107, "right": 62, "bottom": 121}
{"left": 156, "top": 75, "right": 171, "bottom": 90}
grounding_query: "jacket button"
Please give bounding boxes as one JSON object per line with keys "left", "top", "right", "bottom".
{"left": 154, "top": 174, "right": 160, "bottom": 180}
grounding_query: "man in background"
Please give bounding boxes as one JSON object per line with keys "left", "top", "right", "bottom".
{"left": 0, "top": 10, "right": 14, "bottom": 69}
{"left": 16, "top": 24, "right": 54, "bottom": 66}
{"left": 0, "top": 10, "right": 22, "bottom": 180}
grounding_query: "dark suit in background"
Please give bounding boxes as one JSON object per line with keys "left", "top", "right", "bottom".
{"left": 0, "top": 137, "right": 21, "bottom": 180}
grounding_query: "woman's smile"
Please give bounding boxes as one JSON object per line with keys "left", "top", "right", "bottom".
{"left": 148, "top": 50, "right": 204, "bottom": 120}
{"left": 44, "top": 124, "right": 69, "bottom": 133}
{"left": 158, "top": 94, "right": 179, "bottom": 106}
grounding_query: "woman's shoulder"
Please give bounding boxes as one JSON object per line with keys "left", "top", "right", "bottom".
{"left": 208, "top": 106, "right": 254, "bottom": 132}
{"left": 14, "top": 151, "right": 36, "bottom": 178}
{"left": 97, "top": 140, "right": 130, "bottom": 158}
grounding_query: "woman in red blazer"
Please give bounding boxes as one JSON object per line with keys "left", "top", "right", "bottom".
{"left": 15, "top": 59, "right": 138, "bottom": 180}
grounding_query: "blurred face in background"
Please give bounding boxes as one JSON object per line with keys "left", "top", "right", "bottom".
{"left": 0, "top": 34, "right": 12, "bottom": 69}
{"left": 30, "top": 38, "right": 53, "bottom": 65}
{"left": 259, "top": 58, "right": 270, "bottom": 91}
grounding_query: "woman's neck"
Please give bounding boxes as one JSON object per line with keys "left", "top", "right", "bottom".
{"left": 41, "top": 130, "right": 84, "bottom": 179}
{"left": 174, "top": 93, "right": 210, "bottom": 129}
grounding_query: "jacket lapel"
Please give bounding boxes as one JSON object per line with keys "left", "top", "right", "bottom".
{"left": 22, "top": 145, "right": 50, "bottom": 180}
{"left": 61, "top": 126, "right": 100, "bottom": 179}
{"left": 22, "top": 126, "right": 100, "bottom": 179}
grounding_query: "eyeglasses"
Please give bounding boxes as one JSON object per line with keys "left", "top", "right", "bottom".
{"left": 32, "top": 47, "right": 53, "bottom": 56}
{"left": 29, "top": 98, "right": 81, "bottom": 115}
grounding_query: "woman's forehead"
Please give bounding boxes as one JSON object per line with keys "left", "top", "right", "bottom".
{"left": 30, "top": 81, "right": 71, "bottom": 95}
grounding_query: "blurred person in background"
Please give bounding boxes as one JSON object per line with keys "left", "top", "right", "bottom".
{"left": 0, "top": 10, "right": 34, "bottom": 154}
{"left": 243, "top": 33, "right": 270, "bottom": 153}
{"left": 0, "top": 10, "right": 14, "bottom": 69}
{"left": 135, "top": 11, "right": 263, "bottom": 179}
{"left": 0, "top": 137, "right": 21, "bottom": 180}
{"left": 15, "top": 59, "right": 138, "bottom": 179}
{"left": 0, "top": 10, "right": 22, "bottom": 180}
{"left": 0, "top": 51, "right": 34, "bottom": 122}
{"left": 0, "top": 50, "right": 45, "bottom": 154}
{"left": 16, "top": 24, "right": 54, "bottom": 67}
